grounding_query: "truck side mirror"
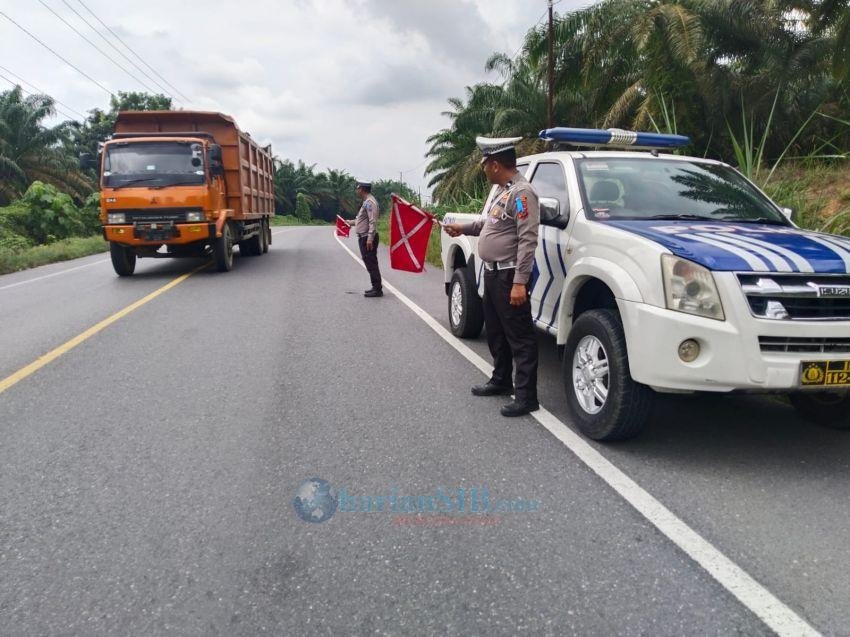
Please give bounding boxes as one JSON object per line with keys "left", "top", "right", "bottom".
{"left": 540, "top": 197, "right": 569, "bottom": 229}
{"left": 79, "top": 153, "right": 96, "bottom": 170}
{"left": 207, "top": 144, "right": 224, "bottom": 176}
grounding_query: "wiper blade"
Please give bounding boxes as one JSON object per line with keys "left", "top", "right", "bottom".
{"left": 111, "top": 177, "right": 162, "bottom": 190}
{"left": 721, "top": 216, "right": 788, "bottom": 226}
{"left": 643, "top": 214, "right": 720, "bottom": 221}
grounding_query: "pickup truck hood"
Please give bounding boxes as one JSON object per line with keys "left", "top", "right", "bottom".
{"left": 604, "top": 220, "right": 850, "bottom": 274}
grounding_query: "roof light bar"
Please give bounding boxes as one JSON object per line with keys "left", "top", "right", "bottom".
{"left": 539, "top": 127, "right": 690, "bottom": 149}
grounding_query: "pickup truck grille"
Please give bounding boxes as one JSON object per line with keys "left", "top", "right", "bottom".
{"left": 759, "top": 336, "right": 850, "bottom": 353}
{"left": 107, "top": 208, "right": 203, "bottom": 223}
{"left": 738, "top": 274, "right": 850, "bottom": 320}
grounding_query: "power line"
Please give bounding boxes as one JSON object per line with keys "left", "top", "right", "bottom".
{"left": 75, "top": 0, "right": 192, "bottom": 103}
{"left": 58, "top": 0, "right": 179, "bottom": 104}
{"left": 0, "top": 10, "right": 114, "bottom": 97}
{"left": 37, "top": 0, "right": 162, "bottom": 96}
{"left": 0, "top": 64, "right": 87, "bottom": 118}
{"left": 0, "top": 72, "right": 79, "bottom": 122}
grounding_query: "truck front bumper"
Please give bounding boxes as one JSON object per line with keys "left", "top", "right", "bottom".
{"left": 619, "top": 299, "right": 850, "bottom": 393}
{"left": 103, "top": 223, "right": 214, "bottom": 246}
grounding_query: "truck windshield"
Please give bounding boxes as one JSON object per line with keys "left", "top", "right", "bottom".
{"left": 103, "top": 142, "right": 205, "bottom": 188}
{"left": 575, "top": 157, "right": 788, "bottom": 224}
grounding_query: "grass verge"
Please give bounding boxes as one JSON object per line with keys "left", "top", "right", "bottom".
{"left": 0, "top": 235, "right": 108, "bottom": 275}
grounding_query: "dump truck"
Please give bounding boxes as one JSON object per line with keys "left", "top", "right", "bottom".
{"left": 87, "top": 110, "right": 274, "bottom": 275}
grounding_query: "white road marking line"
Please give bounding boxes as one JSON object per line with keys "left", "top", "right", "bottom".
{"left": 334, "top": 231, "right": 821, "bottom": 637}
{"left": 0, "top": 257, "right": 110, "bottom": 292}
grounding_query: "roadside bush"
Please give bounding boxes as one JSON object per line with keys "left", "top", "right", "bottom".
{"left": 0, "top": 181, "right": 96, "bottom": 244}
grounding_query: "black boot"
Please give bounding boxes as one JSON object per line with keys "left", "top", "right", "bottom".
{"left": 500, "top": 399, "right": 540, "bottom": 417}
{"left": 471, "top": 382, "right": 514, "bottom": 397}
{"left": 364, "top": 288, "right": 384, "bottom": 297}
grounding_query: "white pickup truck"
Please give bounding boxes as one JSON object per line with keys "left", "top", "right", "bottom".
{"left": 441, "top": 128, "right": 850, "bottom": 441}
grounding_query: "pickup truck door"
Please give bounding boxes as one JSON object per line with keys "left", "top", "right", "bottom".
{"left": 528, "top": 160, "right": 572, "bottom": 334}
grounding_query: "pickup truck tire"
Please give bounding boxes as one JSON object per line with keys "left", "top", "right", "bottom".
{"left": 789, "top": 393, "right": 850, "bottom": 429}
{"left": 109, "top": 242, "right": 136, "bottom": 277}
{"left": 448, "top": 267, "right": 484, "bottom": 338}
{"left": 563, "top": 309, "right": 653, "bottom": 441}
{"left": 214, "top": 222, "right": 235, "bottom": 272}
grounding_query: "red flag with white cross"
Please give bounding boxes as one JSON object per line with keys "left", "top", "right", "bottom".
{"left": 390, "top": 194, "right": 437, "bottom": 273}
{"left": 335, "top": 215, "right": 351, "bottom": 237}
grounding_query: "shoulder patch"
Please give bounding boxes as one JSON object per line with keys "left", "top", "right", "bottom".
{"left": 516, "top": 195, "right": 529, "bottom": 220}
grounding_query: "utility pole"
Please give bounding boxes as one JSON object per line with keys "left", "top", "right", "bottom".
{"left": 547, "top": 0, "right": 554, "bottom": 129}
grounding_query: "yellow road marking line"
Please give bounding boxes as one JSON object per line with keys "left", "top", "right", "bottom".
{"left": 0, "top": 263, "right": 208, "bottom": 396}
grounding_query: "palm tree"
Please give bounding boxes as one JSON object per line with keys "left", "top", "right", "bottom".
{"left": 0, "top": 86, "right": 92, "bottom": 204}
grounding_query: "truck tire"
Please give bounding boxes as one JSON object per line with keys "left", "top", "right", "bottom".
{"left": 239, "top": 225, "right": 262, "bottom": 256}
{"left": 789, "top": 392, "right": 850, "bottom": 429}
{"left": 109, "top": 242, "right": 136, "bottom": 277}
{"left": 261, "top": 219, "right": 270, "bottom": 253}
{"left": 448, "top": 267, "right": 484, "bottom": 338}
{"left": 214, "top": 222, "right": 235, "bottom": 272}
{"left": 562, "top": 308, "right": 653, "bottom": 441}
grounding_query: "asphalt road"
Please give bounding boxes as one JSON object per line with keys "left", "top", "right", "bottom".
{"left": 0, "top": 226, "right": 848, "bottom": 635}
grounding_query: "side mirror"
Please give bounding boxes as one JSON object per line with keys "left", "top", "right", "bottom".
{"left": 208, "top": 144, "right": 222, "bottom": 163}
{"left": 540, "top": 197, "right": 569, "bottom": 229}
{"left": 781, "top": 207, "right": 793, "bottom": 221}
{"left": 79, "top": 153, "right": 96, "bottom": 170}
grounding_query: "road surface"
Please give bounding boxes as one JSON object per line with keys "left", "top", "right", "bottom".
{"left": 1, "top": 226, "right": 848, "bottom": 635}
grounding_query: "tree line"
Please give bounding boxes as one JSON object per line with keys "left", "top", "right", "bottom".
{"left": 426, "top": 0, "right": 850, "bottom": 203}
{"left": 0, "top": 87, "right": 417, "bottom": 229}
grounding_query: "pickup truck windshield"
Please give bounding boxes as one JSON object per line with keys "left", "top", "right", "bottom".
{"left": 103, "top": 142, "right": 205, "bottom": 189}
{"left": 576, "top": 157, "right": 787, "bottom": 224}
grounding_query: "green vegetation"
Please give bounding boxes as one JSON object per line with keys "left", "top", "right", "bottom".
{"left": 0, "top": 235, "right": 106, "bottom": 275}
{"left": 425, "top": 0, "right": 850, "bottom": 207}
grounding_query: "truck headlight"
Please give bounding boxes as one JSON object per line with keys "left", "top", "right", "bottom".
{"left": 107, "top": 212, "right": 126, "bottom": 224}
{"left": 185, "top": 211, "right": 205, "bottom": 222}
{"left": 661, "top": 254, "right": 725, "bottom": 321}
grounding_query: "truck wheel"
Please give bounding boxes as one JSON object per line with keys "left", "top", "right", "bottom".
{"left": 214, "top": 222, "right": 235, "bottom": 272}
{"left": 261, "top": 219, "right": 270, "bottom": 253}
{"left": 448, "top": 267, "right": 484, "bottom": 338}
{"left": 109, "top": 242, "right": 136, "bottom": 277}
{"left": 562, "top": 308, "right": 653, "bottom": 441}
{"left": 789, "top": 393, "right": 850, "bottom": 429}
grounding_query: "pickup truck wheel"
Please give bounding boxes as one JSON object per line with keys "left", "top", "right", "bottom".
{"left": 563, "top": 309, "right": 653, "bottom": 441}
{"left": 214, "top": 222, "right": 235, "bottom": 272}
{"left": 109, "top": 242, "right": 136, "bottom": 277}
{"left": 789, "top": 392, "right": 850, "bottom": 429}
{"left": 448, "top": 267, "right": 484, "bottom": 338}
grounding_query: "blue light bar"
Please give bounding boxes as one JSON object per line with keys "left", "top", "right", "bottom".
{"left": 539, "top": 127, "right": 690, "bottom": 149}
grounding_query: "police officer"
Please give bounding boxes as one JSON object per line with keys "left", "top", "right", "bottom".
{"left": 347, "top": 181, "right": 383, "bottom": 297}
{"left": 444, "top": 137, "right": 540, "bottom": 417}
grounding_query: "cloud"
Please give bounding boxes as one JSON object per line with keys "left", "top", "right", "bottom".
{"left": 0, "top": 0, "right": 594, "bottom": 196}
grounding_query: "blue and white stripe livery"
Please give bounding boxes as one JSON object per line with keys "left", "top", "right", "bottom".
{"left": 605, "top": 220, "right": 850, "bottom": 273}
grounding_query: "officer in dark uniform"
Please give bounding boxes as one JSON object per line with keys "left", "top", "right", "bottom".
{"left": 347, "top": 181, "right": 383, "bottom": 297}
{"left": 444, "top": 137, "right": 541, "bottom": 417}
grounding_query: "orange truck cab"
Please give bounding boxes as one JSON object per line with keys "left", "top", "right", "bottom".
{"left": 91, "top": 111, "right": 274, "bottom": 275}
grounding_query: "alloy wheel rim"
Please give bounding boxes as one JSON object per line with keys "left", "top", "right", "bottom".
{"left": 450, "top": 282, "right": 463, "bottom": 326}
{"left": 572, "top": 335, "right": 610, "bottom": 415}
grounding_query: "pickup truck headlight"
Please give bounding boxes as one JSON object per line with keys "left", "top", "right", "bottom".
{"left": 107, "top": 212, "right": 126, "bottom": 224}
{"left": 185, "top": 211, "right": 205, "bottom": 222}
{"left": 661, "top": 254, "right": 725, "bottom": 321}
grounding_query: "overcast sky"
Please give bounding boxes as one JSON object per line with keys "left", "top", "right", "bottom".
{"left": 0, "top": 0, "right": 592, "bottom": 198}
